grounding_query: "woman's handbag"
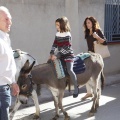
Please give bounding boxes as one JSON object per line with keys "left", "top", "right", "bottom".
{"left": 94, "top": 41, "right": 110, "bottom": 58}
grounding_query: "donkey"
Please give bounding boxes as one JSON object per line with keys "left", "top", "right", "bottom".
{"left": 10, "top": 49, "right": 40, "bottom": 120}
{"left": 15, "top": 52, "right": 105, "bottom": 120}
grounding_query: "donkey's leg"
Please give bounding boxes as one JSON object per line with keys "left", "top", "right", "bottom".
{"left": 53, "top": 97, "right": 59, "bottom": 120}
{"left": 89, "top": 74, "right": 100, "bottom": 116}
{"left": 31, "top": 89, "right": 40, "bottom": 119}
{"left": 9, "top": 98, "right": 21, "bottom": 120}
{"left": 98, "top": 77, "right": 101, "bottom": 100}
{"left": 49, "top": 87, "right": 60, "bottom": 120}
{"left": 58, "top": 90, "right": 70, "bottom": 120}
{"left": 94, "top": 75, "right": 101, "bottom": 110}
{"left": 89, "top": 88, "right": 98, "bottom": 116}
{"left": 95, "top": 89, "right": 100, "bottom": 110}
{"left": 36, "top": 84, "right": 41, "bottom": 96}
{"left": 81, "top": 80, "right": 93, "bottom": 101}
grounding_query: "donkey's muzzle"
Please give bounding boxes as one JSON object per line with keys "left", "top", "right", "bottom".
{"left": 18, "top": 94, "right": 28, "bottom": 104}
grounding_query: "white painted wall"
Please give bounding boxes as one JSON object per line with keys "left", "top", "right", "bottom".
{"left": 0, "top": 0, "right": 120, "bottom": 74}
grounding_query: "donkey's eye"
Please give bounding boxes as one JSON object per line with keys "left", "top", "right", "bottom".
{"left": 21, "top": 84, "right": 27, "bottom": 90}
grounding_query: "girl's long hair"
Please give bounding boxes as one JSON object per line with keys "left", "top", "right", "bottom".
{"left": 56, "top": 16, "right": 71, "bottom": 33}
{"left": 83, "top": 16, "right": 100, "bottom": 39}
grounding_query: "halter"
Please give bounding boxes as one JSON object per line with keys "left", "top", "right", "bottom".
{"left": 13, "top": 50, "right": 36, "bottom": 61}
{"left": 19, "top": 74, "right": 34, "bottom": 97}
{"left": 26, "top": 74, "right": 34, "bottom": 97}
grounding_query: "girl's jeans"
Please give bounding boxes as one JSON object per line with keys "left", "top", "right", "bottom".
{"left": 66, "top": 62, "right": 78, "bottom": 94}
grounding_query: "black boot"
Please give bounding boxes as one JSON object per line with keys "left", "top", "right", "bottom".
{"left": 73, "top": 87, "right": 79, "bottom": 98}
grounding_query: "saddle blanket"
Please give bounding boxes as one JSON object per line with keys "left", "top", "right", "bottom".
{"left": 13, "top": 49, "right": 28, "bottom": 59}
{"left": 53, "top": 53, "right": 91, "bottom": 79}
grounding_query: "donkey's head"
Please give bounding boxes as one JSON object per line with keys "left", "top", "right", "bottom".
{"left": 17, "top": 60, "right": 35, "bottom": 104}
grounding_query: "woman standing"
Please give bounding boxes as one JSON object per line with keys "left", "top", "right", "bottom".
{"left": 81, "top": 16, "right": 107, "bottom": 100}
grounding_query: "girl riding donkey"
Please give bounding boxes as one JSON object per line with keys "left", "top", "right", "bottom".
{"left": 49, "top": 16, "right": 79, "bottom": 98}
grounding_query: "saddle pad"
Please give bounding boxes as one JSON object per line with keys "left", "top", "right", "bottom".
{"left": 53, "top": 59, "right": 65, "bottom": 79}
{"left": 73, "top": 56, "right": 86, "bottom": 74}
{"left": 77, "top": 53, "right": 91, "bottom": 60}
{"left": 53, "top": 53, "right": 91, "bottom": 79}
{"left": 73, "top": 53, "right": 90, "bottom": 74}
{"left": 13, "top": 50, "right": 21, "bottom": 58}
{"left": 13, "top": 49, "right": 28, "bottom": 59}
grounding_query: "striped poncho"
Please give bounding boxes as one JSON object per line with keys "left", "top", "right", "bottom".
{"left": 50, "top": 32, "right": 74, "bottom": 62}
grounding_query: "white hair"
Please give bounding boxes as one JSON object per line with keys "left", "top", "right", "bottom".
{"left": 0, "top": 6, "right": 11, "bottom": 19}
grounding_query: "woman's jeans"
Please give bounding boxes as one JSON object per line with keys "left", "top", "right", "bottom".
{"left": 0, "top": 85, "right": 11, "bottom": 120}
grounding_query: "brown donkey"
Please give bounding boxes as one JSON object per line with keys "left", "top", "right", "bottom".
{"left": 16, "top": 52, "right": 105, "bottom": 120}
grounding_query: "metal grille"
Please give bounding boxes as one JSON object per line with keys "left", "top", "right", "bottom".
{"left": 104, "top": 0, "right": 120, "bottom": 43}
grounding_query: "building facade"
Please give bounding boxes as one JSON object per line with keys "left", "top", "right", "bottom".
{"left": 0, "top": 0, "right": 120, "bottom": 74}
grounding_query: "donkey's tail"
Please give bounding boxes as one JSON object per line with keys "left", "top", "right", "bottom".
{"left": 101, "top": 70, "right": 105, "bottom": 90}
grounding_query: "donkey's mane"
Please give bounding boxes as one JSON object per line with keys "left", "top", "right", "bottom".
{"left": 33, "top": 63, "right": 49, "bottom": 70}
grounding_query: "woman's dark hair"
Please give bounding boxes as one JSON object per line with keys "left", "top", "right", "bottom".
{"left": 83, "top": 16, "right": 100, "bottom": 38}
{"left": 55, "top": 16, "right": 71, "bottom": 33}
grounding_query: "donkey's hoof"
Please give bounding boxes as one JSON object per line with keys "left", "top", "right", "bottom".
{"left": 95, "top": 109, "right": 97, "bottom": 113}
{"left": 89, "top": 112, "right": 94, "bottom": 117}
{"left": 52, "top": 118, "right": 57, "bottom": 120}
{"left": 9, "top": 113, "right": 14, "bottom": 120}
{"left": 96, "top": 104, "right": 99, "bottom": 109}
{"left": 64, "top": 116, "right": 70, "bottom": 120}
{"left": 33, "top": 114, "right": 40, "bottom": 119}
{"left": 52, "top": 115, "right": 59, "bottom": 120}
{"left": 81, "top": 97, "right": 86, "bottom": 101}
{"left": 10, "top": 116, "right": 13, "bottom": 120}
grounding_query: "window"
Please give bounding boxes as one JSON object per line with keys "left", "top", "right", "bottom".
{"left": 104, "top": 0, "right": 120, "bottom": 43}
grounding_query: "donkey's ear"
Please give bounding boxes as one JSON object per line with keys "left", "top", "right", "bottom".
{"left": 25, "top": 61, "right": 36, "bottom": 73}
{"left": 20, "top": 60, "right": 30, "bottom": 73}
{"left": 23, "top": 60, "right": 30, "bottom": 70}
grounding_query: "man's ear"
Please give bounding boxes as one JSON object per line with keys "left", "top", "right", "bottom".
{"left": 25, "top": 61, "right": 36, "bottom": 73}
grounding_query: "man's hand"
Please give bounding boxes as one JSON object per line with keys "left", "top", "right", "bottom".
{"left": 11, "top": 83, "right": 20, "bottom": 96}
